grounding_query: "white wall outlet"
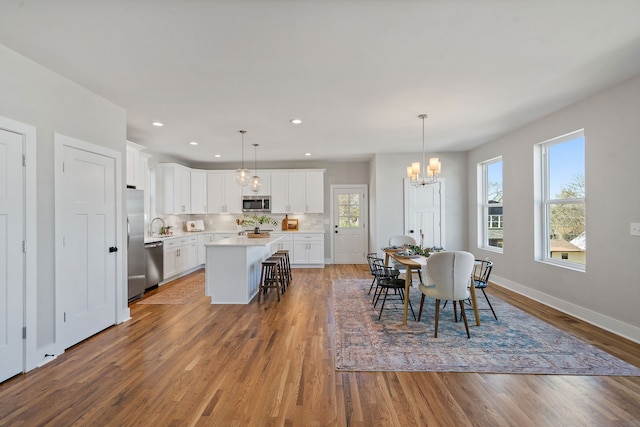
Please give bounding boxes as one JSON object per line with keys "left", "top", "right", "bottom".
{"left": 631, "top": 223, "right": 640, "bottom": 236}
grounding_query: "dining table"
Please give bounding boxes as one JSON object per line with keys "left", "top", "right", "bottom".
{"left": 383, "top": 248, "right": 481, "bottom": 327}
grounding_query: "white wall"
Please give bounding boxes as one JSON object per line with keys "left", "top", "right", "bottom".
{"left": 0, "top": 45, "right": 127, "bottom": 361}
{"left": 468, "top": 73, "right": 640, "bottom": 342}
{"left": 371, "top": 152, "right": 467, "bottom": 255}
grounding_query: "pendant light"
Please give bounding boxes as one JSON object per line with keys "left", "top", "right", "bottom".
{"left": 407, "top": 114, "right": 441, "bottom": 187}
{"left": 250, "top": 143, "right": 262, "bottom": 193}
{"left": 234, "top": 130, "right": 250, "bottom": 187}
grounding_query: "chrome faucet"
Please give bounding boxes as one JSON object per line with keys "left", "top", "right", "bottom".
{"left": 150, "top": 217, "right": 165, "bottom": 236}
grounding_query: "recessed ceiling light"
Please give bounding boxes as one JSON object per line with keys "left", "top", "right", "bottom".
{"left": 290, "top": 119, "right": 302, "bottom": 124}
{"left": 190, "top": 141, "right": 198, "bottom": 146}
{"left": 152, "top": 122, "right": 164, "bottom": 127}
{"left": 305, "top": 152, "right": 311, "bottom": 156}
{"left": 214, "top": 154, "right": 221, "bottom": 158}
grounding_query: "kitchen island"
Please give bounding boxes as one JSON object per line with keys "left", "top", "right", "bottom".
{"left": 204, "top": 234, "right": 284, "bottom": 304}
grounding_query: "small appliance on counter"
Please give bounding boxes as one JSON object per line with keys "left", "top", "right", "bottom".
{"left": 186, "top": 220, "right": 205, "bottom": 232}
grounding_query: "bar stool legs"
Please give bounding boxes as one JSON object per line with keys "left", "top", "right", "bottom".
{"left": 275, "top": 249, "right": 292, "bottom": 286}
{"left": 259, "top": 260, "right": 281, "bottom": 302}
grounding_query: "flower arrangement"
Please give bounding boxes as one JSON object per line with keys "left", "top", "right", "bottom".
{"left": 408, "top": 245, "right": 431, "bottom": 257}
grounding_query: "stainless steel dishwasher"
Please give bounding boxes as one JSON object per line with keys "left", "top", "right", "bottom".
{"left": 145, "top": 241, "right": 164, "bottom": 289}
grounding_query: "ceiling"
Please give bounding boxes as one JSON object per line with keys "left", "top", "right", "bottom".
{"left": 1, "top": 1, "right": 640, "bottom": 166}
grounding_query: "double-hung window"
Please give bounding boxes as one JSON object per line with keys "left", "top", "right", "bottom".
{"left": 536, "top": 130, "right": 585, "bottom": 269}
{"left": 478, "top": 157, "right": 503, "bottom": 251}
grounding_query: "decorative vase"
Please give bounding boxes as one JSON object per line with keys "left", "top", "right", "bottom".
{"left": 254, "top": 226, "right": 260, "bottom": 234}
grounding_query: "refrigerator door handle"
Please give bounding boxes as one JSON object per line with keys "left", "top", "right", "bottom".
{"left": 127, "top": 218, "right": 130, "bottom": 248}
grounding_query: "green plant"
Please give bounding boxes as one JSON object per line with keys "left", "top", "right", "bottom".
{"left": 242, "top": 214, "right": 279, "bottom": 227}
{"left": 408, "top": 245, "right": 430, "bottom": 257}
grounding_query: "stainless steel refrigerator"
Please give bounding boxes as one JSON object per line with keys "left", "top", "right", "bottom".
{"left": 127, "top": 188, "right": 146, "bottom": 300}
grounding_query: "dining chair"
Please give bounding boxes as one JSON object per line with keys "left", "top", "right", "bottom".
{"left": 417, "top": 251, "right": 475, "bottom": 338}
{"left": 388, "top": 235, "right": 416, "bottom": 247}
{"left": 471, "top": 259, "right": 497, "bottom": 320}
{"left": 372, "top": 258, "right": 415, "bottom": 320}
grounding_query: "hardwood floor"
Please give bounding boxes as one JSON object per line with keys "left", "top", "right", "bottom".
{"left": 1, "top": 265, "right": 639, "bottom": 426}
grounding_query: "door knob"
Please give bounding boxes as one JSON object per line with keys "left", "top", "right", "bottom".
{"left": 109, "top": 247, "right": 118, "bottom": 253}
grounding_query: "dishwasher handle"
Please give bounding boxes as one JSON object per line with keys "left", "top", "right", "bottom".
{"left": 145, "top": 242, "right": 164, "bottom": 248}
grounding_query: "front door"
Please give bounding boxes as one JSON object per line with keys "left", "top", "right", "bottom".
{"left": 332, "top": 185, "right": 368, "bottom": 264}
{"left": 57, "top": 139, "right": 117, "bottom": 349}
{"left": 0, "top": 128, "right": 24, "bottom": 382}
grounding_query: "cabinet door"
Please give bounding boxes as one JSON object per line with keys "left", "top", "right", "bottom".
{"left": 308, "top": 241, "right": 324, "bottom": 264}
{"left": 206, "top": 172, "right": 225, "bottom": 213}
{"left": 175, "top": 167, "right": 191, "bottom": 213}
{"left": 288, "top": 172, "right": 306, "bottom": 213}
{"left": 126, "top": 145, "right": 138, "bottom": 188}
{"left": 185, "top": 241, "right": 198, "bottom": 270}
{"left": 270, "top": 171, "right": 289, "bottom": 213}
{"left": 163, "top": 247, "right": 178, "bottom": 280}
{"left": 243, "top": 170, "right": 271, "bottom": 196}
{"left": 305, "top": 171, "right": 324, "bottom": 213}
{"left": 223, "top": 172, "right": 243, "bottom": 213}
{"left": 198, "top": 234, "right": 215, "bottom": 264}
{"left": 292, "top": 241, "right": 308, "bottom": 264}
{"left": 190, "top": 170, "right": 207, "bottom": 214}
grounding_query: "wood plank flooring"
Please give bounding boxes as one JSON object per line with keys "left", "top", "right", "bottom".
{"left": 1, "top": 265, "right": 639, "bottom": 426}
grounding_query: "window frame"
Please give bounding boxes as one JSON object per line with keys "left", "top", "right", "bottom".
{"left": 536, "top": 129, "right": 585, "bottom": 271}
{"left": 478, "top": 156, "right": 503, "bottom": 253}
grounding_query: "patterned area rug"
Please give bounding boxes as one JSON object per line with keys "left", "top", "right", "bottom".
{"left": 333, "top": 279, "right": 640, "bottom": 375}
{"left": 136, "top": 281, "right": 203, "bottom": 305}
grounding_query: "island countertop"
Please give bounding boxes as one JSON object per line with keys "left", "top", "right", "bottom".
{"left": 205, "top": 235, "right": 283, "bottom": 247}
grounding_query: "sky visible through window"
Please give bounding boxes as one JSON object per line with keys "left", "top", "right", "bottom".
{"left": 549, "top": 135, "right": 585, "bottom": 198}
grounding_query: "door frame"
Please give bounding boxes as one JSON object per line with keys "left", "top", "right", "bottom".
{"left": 0, "top": 116, "right": 37, "bottom": 373}
{"left": 54, "top": 133, "right": 126, "bottom": 356}
{"left": 330, "top": 184, "right": 369, "bottom": 264}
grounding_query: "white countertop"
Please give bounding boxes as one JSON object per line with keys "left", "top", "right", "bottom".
{"left": 205, "top": 235, "right": 284, "bottom": 247}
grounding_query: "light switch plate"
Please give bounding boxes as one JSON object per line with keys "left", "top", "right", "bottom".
{"left": 631, "top": 223, "right": 640, "bottom": 236}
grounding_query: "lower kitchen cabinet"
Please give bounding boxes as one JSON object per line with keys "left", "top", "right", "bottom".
{"left": 197, "top": 233, "right": 216, "bottom": 265}
{"left": 292, "top": 234, "right": 324, "bottom": 266}
{"left": 163, "top": 235, "right": 199, "bottom": 280}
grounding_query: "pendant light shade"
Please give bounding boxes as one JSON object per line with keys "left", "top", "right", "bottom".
{"left": 250, "top": 143, "right": 262, "bottom": 193}
{"left": 235, "top": 130, "right": 250, "bottom": 187}
{"left": 406, "top": 114, "right": 441, "bottom": 187}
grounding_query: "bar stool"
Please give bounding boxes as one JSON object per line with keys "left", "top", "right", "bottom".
{"left": 275, "top": 249, "right": 292, "bottom": 285}
{"left": 258, "top": 259, "right": 281, "bottom": 302}
{"left": 269, "top": 253, "right": 288, "bottom": 292}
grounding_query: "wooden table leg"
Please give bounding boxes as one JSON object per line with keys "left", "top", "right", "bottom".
{"left": 384, "top": 253, "right": 390, "bottom": 267}
{"left": 402, "top": 266, "right": 412, "bottom": 326}
{"left": 469, "top": 278, "right": 481, "bottom": 326}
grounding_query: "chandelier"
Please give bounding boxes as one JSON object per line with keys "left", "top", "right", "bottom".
{"left": 407, "top": 114, "right": 441, "bottom": 186}
{"left": 234, "top": 130, "right": 250, "bottom": 186}
{"left": 249, "top": 143, "right": 262, "bottom": 193}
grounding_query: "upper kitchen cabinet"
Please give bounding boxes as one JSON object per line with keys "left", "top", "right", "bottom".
{"left": 126, "top": 141, "right": 147, "bottom": 189}
{"left": 157, "top": 163, "right": 191, "bottom": 214}
{"left": 271, "top": 169, "right": 324, "bottom": 214}
{"left": 206, "top": 171, "right": 242, "bottom": 214}
{"left": 242, "top": 171, "right": 271, "bottom": 197}
{"left": 190, "top": 169, "right": 207, "bottom": 214}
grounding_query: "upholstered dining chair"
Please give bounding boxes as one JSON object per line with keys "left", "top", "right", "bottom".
{"left": 388, "top": 235, "right": 416, "bottom": 247}
{"left": 417, "top": 251, "right": 475, "bottom": 338}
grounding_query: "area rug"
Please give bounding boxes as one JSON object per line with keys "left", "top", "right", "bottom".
{"left": 333, "top": 279, "right": 640, "bottom": 375}
{"left": 136, "top": 281, "right": 203, "bottom": 305}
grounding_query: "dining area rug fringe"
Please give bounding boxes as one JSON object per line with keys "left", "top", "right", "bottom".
{"left": 332, "top": 279, "right": 640, "bottom": 375}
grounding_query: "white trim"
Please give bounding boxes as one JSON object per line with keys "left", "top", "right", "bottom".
{"left": 53, "top": 133, "right": 127, "bottom": 356}
{"left": 330, "top": 184, "right": 369, "bottom": 264}
{"left": 0, "top": 116, "right": 38, "bottom": 372}
{"left": 492, "top": 274, "right": 640, "bottom": 344}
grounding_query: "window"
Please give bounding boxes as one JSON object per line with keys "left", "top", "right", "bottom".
{"left": 337, "top": 193, "right": 360, "bottom": 228}
{"left": 537, "top": 130, "right": 585, "bottom": 269}
{"left": 479, "top": 157, "right": 503, "bottom": 251}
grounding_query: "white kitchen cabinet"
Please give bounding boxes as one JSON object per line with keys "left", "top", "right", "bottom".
{"left": 126, "top": 141, "right": 147, "bottom": 189}
{"left": 157, "top": 163, "right": 191, "bottom": 214}
{"left": 163, "top": 235, "right": 199, "bottom": 280}
{"left": 304, "top": 170, "right": 324, "bottom": 213}
{"left": 271, "top": 170, "right": 324, "bottom": 214}
{"left": 292, "top": 233, "right": 324, "bottom": 266}
{"left": 190, "top": 169, "right": 207, "bottom": 214}
{"left": 214, "top": 233, "right": 237, "bottom": 241}
{"left": 271, "top": 233, "right": 294, "bottom": 253}
{"left": 206, "top": 172, "right": 242, "bottom": 214}
{"left": 197, "top": 233, "right": 216, "bottom": 265}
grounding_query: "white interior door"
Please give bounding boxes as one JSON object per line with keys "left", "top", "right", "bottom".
{"left": 332, "top": 185, "right": 368, "bottom": 264}
{"left": 404, "top": 179, "right": 443, "bottom": 248}
{"left": 58, "top": 142, "right": 117, "bottom": 349}
{"left": 0, "top": 129, "right": 24, "bottom": 382}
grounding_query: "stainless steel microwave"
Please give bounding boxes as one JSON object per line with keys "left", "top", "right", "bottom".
{"left": 242, "top": 196, "right": 271, "bottom": 212}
